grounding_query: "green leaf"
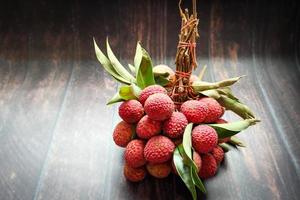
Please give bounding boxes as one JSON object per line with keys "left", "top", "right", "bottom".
{"left": 119, "top": 85, "right": 136, "bottom": 100}
{"left": 200, "top": 89, "right": 221, "bottom": 99}
{"left": 182, "top": 123, "right": 193, "bottom": 158}
{"left": 217, "top": 87, "right": 239, "bottom": 101}
{"left": 119, "top": 84, "right": 141, "bottom": 100}
{"left": 106, "top": 83, "right": 141, "bottom": 105}
{"left": 218, "top": 143, "right": 231, "bottom": 152}
{"left": 209, "top": 119, "right": 260, "bottom": 139}
{"left": 93, "top": 38, "right": 130, "bottom": 84}
{"left": 106, "top": 92, "right": 124, "bottom": 105}
{"left": 192, "top": 76, "right": 244, "bottom": 91}
{"left": 173, "top": 146, "right": 197, "bottom": 200}
{"left": 106, "top": 38, "right": 136, "bottom": 82}
{"left": 191, "top": 166, "right": 206, "bottom": 193}
{"left": 128, "top": 64, "right": 136, "bottom": 74}
{"left": 154, "top": 75, "right": 169, "bottom": 86}
{"left": 217, "top": 95, "right": 255, "bottom": 119}
{"left": 134, "top": 42, "right": 156, "bottom": 89}
{"left": 182, "top": 124, "right": 199, "bottom": 171}
{"left": 229, "top": 136, "right": 246, "bottom": 147}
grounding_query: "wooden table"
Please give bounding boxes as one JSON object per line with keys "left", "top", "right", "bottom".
{"left": 0, "top": 0, "right": 299, "bottom": 199}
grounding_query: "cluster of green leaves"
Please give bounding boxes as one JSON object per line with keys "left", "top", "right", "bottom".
{"left": 192, "top": 76, "right": 255, "bottom": 120}
{"left": 94, "top": 38, "right": 170, "bottom": 105}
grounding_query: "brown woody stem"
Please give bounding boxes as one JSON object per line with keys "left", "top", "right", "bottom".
{"left": 171, "top": 0, "right": 199, "bottom": 107}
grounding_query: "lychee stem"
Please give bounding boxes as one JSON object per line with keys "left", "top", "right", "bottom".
{"left": 171, "top": 0, "right": 199, "bottom": 106}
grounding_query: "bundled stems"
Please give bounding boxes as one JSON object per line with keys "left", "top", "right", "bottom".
{"left": 171, "top": 0, "right": 199, "bottom": 106}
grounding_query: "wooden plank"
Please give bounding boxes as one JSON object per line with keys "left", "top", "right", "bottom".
{"left": 0, "top": 32, "right": 74, "bottom": 200}
{"left": 0, "top": 0, "right": 300, "bottom": 200}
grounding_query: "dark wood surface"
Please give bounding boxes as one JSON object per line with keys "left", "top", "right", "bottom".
{"left": 0, "top": 0, "right": 300, "bottom": 199}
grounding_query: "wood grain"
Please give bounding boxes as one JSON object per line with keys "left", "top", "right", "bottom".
{"left": 0, "top": 0, "right": 299, "bottom": 200}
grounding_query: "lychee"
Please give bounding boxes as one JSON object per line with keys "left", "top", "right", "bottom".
{"left": 113, "top": 121, "right": 134, "bottom": 147}
{"left": 119, "top": 100, "right": 144, "bottom": 123}
{"left": 139, "top": 85, "right": 167, "bottom": 105}
{"left": 180, "top": 100, "right": 208, "bottom": 123}
{"left": 146, "top": 162, "right": 172, "bottom": 178}
{"left": 199, "top": 97, "right": 224, "bottom": 123}
{"left": 124, "top": 163, "right": 146, "bottom": 182}
{"left": 211, "top": 146, "right": 224, "bottom": 165}
{"left": 215, "top": 119, "right": 231, "bottom": 143}
{"left": 144, "top": 135, "right": 175, "bottom": 164}
{"left": 198, "top": 153, "right": 218, "bottom": 179}
{"left": 124, "top": 139, "right": 146, "bottom": 168}
{"left": 144, "top": 93, "right": 175, "bottom": 121}
{"left": 193, "top": 151, "right": 202, "bottom": 172}
{"left": 136, "top": 115, "right": 162, "bottom": 139}
{"left": 163, "top": 112, "right": 188, "bottom": 138}
{"left": 192, "top": 125, "right": 218, "bottom": 153}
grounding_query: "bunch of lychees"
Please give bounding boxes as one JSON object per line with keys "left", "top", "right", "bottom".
{"left": 113, "top": 85, "right": 229, "bottom": 182}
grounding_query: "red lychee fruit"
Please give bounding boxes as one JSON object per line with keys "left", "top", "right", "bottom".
{"left": 124, "top": 163, "right": 146, "bottom": 182}
{"left": 215, "top": 119, "right": 231, "bottom": 143}
{"left": 113, "top": 121, "right": 134, "bottom": 147}
{"left": 136, "top": 115, "right": 162, "bottom": 139}
{"left": 193, "top": 151, "right": 202, "bottom": 172}
{"left": 146, "top": 162, "right": 172, "bottom": 178}
{"left": 139, "top": 85, "right": 167, "bottom": 105}
{"left": 163, "top": 112, "right": 188, "bottom": 138}
{"left": 124, "top": 139, "right": 146, "bottom": 168}
{"left": 144, "top": 135, "right": 175, "bottom": 164}
{"left": 192, "top": 125, "right": 218, "bottom": 153}
{"left": 199, "top": 97, "right": 224, "bottom": 123}
{"left": 198, "top": 153, "right": 218, "bottom": 179}
{"left": 180, "top": 100, "right": 208, "bottom": 123}
{"left": 211, "top": 146, "right": 225, "bottom": 165}
{"left": 119, "top": 100, "right": 144, "bottom": 123}
{"left": 144, "top": 93, "right": 175, "bottom": 121}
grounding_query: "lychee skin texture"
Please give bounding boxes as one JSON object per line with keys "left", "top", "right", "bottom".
{"left": 139, "top": 85, "right": 167, "bottom": 105}
{"left": 198, "top": 154, "right": 218, "bottom": 179}
{"left": 144, "top": 93, "right": 175, "bottom": 121}
{"left": 125, "top": 139, "right": 146, "bottom": 168}
{"left": 180, "top": 100, "right": 208, "bottom": 123}
{"left": 216, "top": 119, "right": 231, "bottom": 143}
{"left": 146, "top": 162, "right": 172, "bottom": 178}
{"left": 119, "top": 100, "right": 144, "bottom": 123}
{"left": 124, "top": 163, "right": 146, "bottom": 182}
{"left": 211, "top": 146, "right": 225, "bottom": 165}
{"left": 192, "top": 125, "right": 218, "bottom": 153}
{"left": 113, "top": 121, "right": 134, "bottom": 147}
{"left": 199, "top": 97, "right": 224, "bottom": 123}
{"left": 136, "top": 115, "right": 162, "bottom": 139}
{"left": 193, "top": 151, "right": 202, "bottom": 172}
{"left": 144, "top": 136, "right": 175, "bottom": 164}
{"left": 163, "top": 112, "right": 188, "bottom": 138}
